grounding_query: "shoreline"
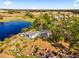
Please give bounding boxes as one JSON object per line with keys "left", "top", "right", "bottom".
{"left": 0, "top": 16, "right": 35, "bottom": 23}
{"left": 0, "top": 19, "right": 35, "bottom": 23}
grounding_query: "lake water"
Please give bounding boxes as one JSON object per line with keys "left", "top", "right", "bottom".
{"left": 0, "top": 21, "right": 31, "bottom": 40}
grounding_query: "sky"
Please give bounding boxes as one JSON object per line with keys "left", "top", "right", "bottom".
{"left": 0, "top": 0, "right": 79, "bottom": 9}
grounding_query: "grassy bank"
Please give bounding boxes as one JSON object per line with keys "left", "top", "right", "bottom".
{"left": 0, "top": 16, "right": 35, "bottom": 22}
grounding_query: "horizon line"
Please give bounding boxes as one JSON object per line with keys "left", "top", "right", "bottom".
{"left": 0, "top": 8, "right": 79, "bottom": 10}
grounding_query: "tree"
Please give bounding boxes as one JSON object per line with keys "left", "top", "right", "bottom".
{"left": 68, "top": 20, "right": 79, "bottom": 47}
{"left": 24, "top": 11, "right": 34, "bottom": 18}
{"left": 43, "top": 13, "right": 51, "bottom": 29}
{"left": 8, "top": 10, "right": 14, "bottom": 14}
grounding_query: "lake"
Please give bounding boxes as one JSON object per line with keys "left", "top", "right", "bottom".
{"left": 0, "top": 21, "right": 31, "bottom": 41}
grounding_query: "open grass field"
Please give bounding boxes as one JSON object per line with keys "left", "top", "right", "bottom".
{"left": 0, "top": 11, "right": 36, "bottom": 22}
{"left": 0, "top": 16, "right": 35, "bottom": 22}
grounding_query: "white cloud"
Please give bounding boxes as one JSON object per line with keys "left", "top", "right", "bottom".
{"left": 73, "top": 0, "right": 79, "bottom": 7}
{"left": 77, "top": 0, "right": 79, "bottom": 1}
{"left": 3, "top": 0, "right": 13, "bottom": 6}
{"left": 73, "top": 3, "right": 79, "bottom": 7}
{"left": 74, "top": 0, "right": 79, "bottom": 3}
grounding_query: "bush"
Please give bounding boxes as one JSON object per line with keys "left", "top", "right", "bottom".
{"left": 24, "top": 11, "right": 34, "bottom": 18}
{"left": 0, "top": 15, "right": 3, "bottom": 19}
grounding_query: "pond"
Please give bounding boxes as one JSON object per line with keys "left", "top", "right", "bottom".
{"left": 0, "top": 21, "right": 31, "bottom": 40}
